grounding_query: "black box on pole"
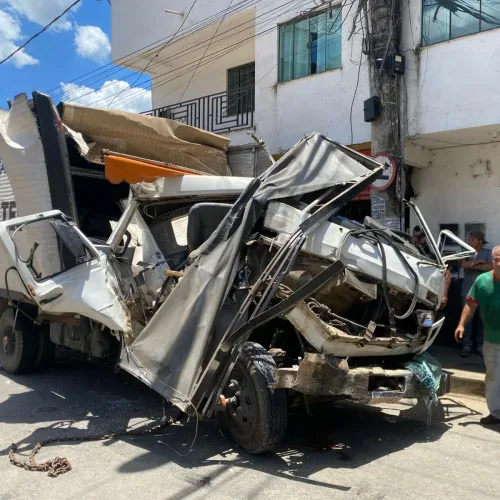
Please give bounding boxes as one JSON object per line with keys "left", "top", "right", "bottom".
{"left": 363, "top": 96, "right": 381, "bottom": 122}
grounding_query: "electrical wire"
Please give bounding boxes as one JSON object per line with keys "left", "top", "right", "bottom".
{"left": 48, "top": 0, "right": 283, "bottom": 103}
{"left": 106, "top": 0, "right": 199, "bottom": 109}
{"left": 402, "top": 46, "right": 428, "bottom": 128}
{"left": 349, "top": 41, "right": 364, "bottom": 145}
{"left": 307, "top": 298, "right": 366, "bottom": 330}
{"left": 4, "top": 267, "right": 38, "bottom": 323}
{"left": 45, "top": 0, "right": 262, "bottom": 100}
{"left": 56, "top": 0, "right": 307, "bottom": 108}
{"left": 126, "top": 347, "right": 199, "bottom": 456}
{"left": 347, "top": 0, "right": 369, "bottom": 146}
{"left": 39, "top": 3, "right": 251, "bottom": 106}
{"left": 9, "top": 0, "right": 356, "bottom": 123}
{"left": 4, "top": 0, "right": 295, "bottom": 128}
{"left": 176, "top": 0, "right": 235, "bottom": 104}
{"left": 406, "top": 0, "right": 416, "bottom": 47}
{"left": 116, "top": 0, "right": 355, "bottom": 111}
{"left": 0, "top": 0, "right": 82, "bottom": 66}
{"left": 130, "top": 0, "right": 354, "bottom": 110}
{"left": 308, "top": 4, "right": 343, "bottom": 35}
{"left": 76, "top": 0, "right": 314, "bottom": 110}
{"left": 344, "top": 227, "right": 420, "bottom": 321}
{"left": 9, "top": 0, "right": 322, "bottom": 125}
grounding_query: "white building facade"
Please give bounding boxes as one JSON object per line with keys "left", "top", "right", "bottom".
{"left": 112, "top": 0, "right": 500, "bottom": 246}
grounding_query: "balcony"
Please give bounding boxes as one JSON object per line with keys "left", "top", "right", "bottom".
{"left": 143, "top": 86, "right": 254, "bottom": 135}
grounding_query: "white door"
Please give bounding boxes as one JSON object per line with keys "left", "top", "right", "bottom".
{"left": 0, "top": 210, "right": 130, "bottom": 333}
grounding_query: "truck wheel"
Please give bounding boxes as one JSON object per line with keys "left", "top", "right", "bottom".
{"left": 0, "top": 308, "right": 39, "bottom": 374}
{"left": 35, "top": 325, "right": 55, "bottom": 370}
{"left": 217, "top": 342, "right": 288, "bottom": 454}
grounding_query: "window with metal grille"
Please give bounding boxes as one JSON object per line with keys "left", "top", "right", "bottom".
{"left": 227, "top": 63, "right": 255, "bottom": 116}
{"left": 278, "top": 7, "right": 342, "bottom": 83}
{"left": 422, "top": 0, "right": 500, "bottom": 46}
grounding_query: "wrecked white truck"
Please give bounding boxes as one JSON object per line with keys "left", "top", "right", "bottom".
{"left": 0, "top": 93, "right": 476, "bottom": 454}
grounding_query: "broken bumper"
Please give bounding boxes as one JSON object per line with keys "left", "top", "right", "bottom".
{"left": 274, "top": 353, "right": 448, "bottom": 402}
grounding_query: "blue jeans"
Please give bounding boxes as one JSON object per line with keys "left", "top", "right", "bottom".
{"left": 462, "top": 296, "right": 484, "bottom": 350}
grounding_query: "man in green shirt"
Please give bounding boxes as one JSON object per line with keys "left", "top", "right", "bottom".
{"left": 455, "top": 245, "right": 500, "bottom": 425}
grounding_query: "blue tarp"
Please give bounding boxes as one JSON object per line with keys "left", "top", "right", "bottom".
{"left": 405, "top": 352, "right": 443, "bottom": 403}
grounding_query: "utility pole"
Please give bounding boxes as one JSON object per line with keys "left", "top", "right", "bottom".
{"left": 365, "top": 0, "right": 404, "bottom": 231}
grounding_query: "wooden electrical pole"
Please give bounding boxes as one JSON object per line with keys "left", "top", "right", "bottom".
{"left": 366, "top": 0, "right": 403, "bottom": 230}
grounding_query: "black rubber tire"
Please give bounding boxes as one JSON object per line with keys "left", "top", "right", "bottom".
{"left": 217, "top": 342, "right": 288, "bottom": 454}
{"left": 0, "top": 308, "right": 39, "bottom": 374}
{"left": 35, "top": 325, "right": 55, "bottom": 370}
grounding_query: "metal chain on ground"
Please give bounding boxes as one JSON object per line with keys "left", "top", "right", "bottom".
{"left": 9, "top": 416, "right": 176, "bottom": 478}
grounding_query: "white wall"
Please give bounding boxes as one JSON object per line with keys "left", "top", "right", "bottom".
{"left": 150, "top": 9, "right": 256, "bottom": 106}
{"left": 410, "top": 142, "right": 500, "bottom": 245}
{"left": 113, "top": 0, "right": 500, "bottom": 154}
{"left": 112, "top": 0, "right": 243, "bottom": 65}
{"left": 224, "top": 130, "right": 256, "bottom": 146}
{"left": 112, "top": 0, "right": 372, "bottom": 152}
{"left": 402, "top": 0, "right": 500, "bottom": 139}
{"left": 254, "top": 1, "right": 371, "bottom": 153}
{"left": 151, "top": 45, "right": 255, "bottom": 107}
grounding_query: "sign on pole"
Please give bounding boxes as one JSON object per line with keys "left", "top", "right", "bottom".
{"left": 371, "top": 153, "right": 396, "bottom": 191}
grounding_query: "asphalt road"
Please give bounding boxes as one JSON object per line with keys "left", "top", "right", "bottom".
{"left": 0, "top": 357, "right": 498, "bottom": 500}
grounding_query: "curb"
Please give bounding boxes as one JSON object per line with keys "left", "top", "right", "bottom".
{"left": 445, "top": 370, "right": 485, "bottom": 398}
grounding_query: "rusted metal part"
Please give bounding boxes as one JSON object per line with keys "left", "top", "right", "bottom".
{"left": 273, "top": 352, "right": 447, "bottom": 401}
{"left": 286, "top": 301, "right": 426, "bottom": 357}
{"left": 165, "top": 269, "right": 184, "bottom": 279}
{"left": 36, "top": 313, "right": 81, "bottom": 326}
{"left": 283, "top": 267, "right": 377, "bottom": 316}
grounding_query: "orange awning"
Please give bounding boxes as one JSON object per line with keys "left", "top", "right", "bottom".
{"left": 104, "top": 153, "right": 201, "bottom": 184}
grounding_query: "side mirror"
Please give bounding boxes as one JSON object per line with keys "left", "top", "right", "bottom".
{"left": 437, "top": 229, "right": 476, "bottom": 263}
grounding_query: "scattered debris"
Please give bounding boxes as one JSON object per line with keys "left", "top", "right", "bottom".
{"left": 331, "top": 443, "right": 353, "bottom": 461}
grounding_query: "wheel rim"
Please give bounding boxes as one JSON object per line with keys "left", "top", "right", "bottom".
{"left": 2, "top": 331, "right": 16, "bottom": 357}
{"left": 225, "top": 364, "right": 258, "bottom": 435}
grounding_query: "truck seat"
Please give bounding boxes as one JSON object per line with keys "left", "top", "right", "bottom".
{"left": 187, "top": 203, "right": 232, "bottom": 253}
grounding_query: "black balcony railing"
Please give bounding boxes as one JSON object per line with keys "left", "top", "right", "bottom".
{"left": 142, "top": 86, "right": 254, "bottom": 134}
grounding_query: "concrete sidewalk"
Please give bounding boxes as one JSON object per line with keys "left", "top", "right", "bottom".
{"left": 430, "top": 345, "right": 485, "bottom": 397}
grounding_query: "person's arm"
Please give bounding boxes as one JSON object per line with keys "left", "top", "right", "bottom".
{"left": 460, "top": 259, "right": 476, "bottom": 269}
{"left": 455, "top": 300, "right": 478, "bottom": 341}
{"left": 455, "top": 278, "right": 480, "bottom": 341}
{"left": 472, "top": 250, "right": 493, "bottom": 272}
{"left": 471, "top": 262, "right": 493, "bottom": 272}
{"left": 455, "top": 277, "right": 480, "bottom": 341}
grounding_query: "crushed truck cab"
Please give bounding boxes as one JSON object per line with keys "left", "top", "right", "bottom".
{"left": 0, "top": 110, "right": 475, "bottom": 455}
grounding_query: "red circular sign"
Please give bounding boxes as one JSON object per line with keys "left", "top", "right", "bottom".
{"left": 371, "top": 153, "right": 397, "bottom": 191}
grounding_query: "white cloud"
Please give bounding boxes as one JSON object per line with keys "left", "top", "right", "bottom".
{"left": 1, "top": 0, "right": 81, "bottom": 31}
{"left": 74, "top": 25, "right": 110, "bottom": 63}
{"left": 0, "top": 8, "right": 20, "bottom": 39}
{"left": 60, "top": 80, "right": 152, "bottom": 114}
{"left": 0, "top": 9, "right": 39, "bottom": 68}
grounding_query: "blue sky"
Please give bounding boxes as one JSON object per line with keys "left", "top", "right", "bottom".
{"left": 0, "top": 0, "right": 152, "bottom": 112}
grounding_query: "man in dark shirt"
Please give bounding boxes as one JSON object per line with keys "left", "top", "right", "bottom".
{"left": 460, "top": 231, "right": 493, "bottom": 357}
